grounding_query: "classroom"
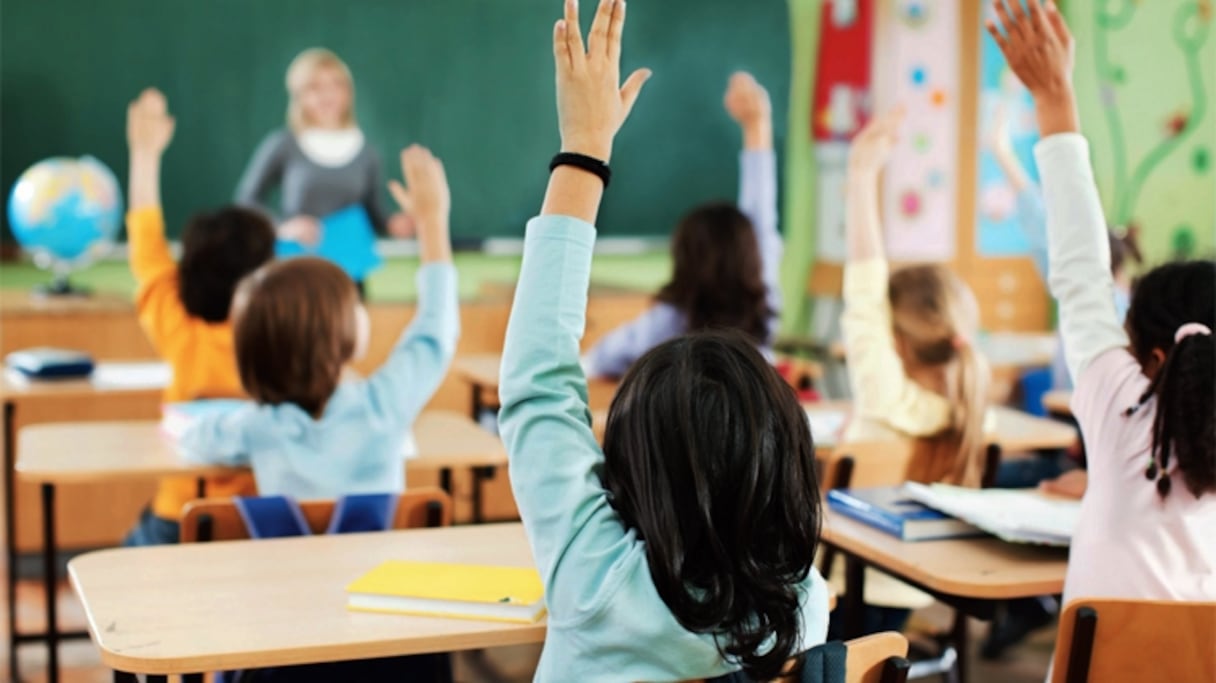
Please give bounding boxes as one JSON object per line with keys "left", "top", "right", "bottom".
{"left": 1, "top": 0, "right": 1213, "bottom": 681}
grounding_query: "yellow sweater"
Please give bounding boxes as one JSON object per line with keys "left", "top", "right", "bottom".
{"left": 128, "top": 207, "right": 257, "bottom": 519}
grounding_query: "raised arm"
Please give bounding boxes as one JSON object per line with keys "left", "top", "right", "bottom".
{"left": 364, "top": 146, "right": 460, "bottom": 424}
{"left": 841, "top": 109, "right": 954, "bottom": 434}
{"left": 125, "top": 89, "right": 195, "bottom": 353}
{"left": 988, "top": 0, "right": 1126, "bottom": 380}
{"left": 498, "top": 0, "right": 650, "bottom": 614}
{"left": 726, "top": 72, "right": 782, "bottom": 319}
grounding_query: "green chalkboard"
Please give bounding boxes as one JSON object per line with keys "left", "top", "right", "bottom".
{"left": 1, "top": 0, "right": 790, "bottom": 243}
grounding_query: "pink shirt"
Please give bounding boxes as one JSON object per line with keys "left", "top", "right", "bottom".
{"left": 1037, "top": 134, "right": 1216, "bottom": 605}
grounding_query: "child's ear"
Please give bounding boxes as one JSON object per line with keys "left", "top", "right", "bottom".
{"left": 1144, "top": 347, "right": 1168, "bottom": 379}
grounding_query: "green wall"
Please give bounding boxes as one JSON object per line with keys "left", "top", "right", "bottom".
{"left": 1068, "top": 0, "right": 1216, "bottom": 262}
{"left": 1, "top": 0, "right": 791, "bottom": 242}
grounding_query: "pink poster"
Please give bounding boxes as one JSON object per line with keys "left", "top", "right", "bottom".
{"left": 872, "top": 0, "right": 959, "bottom": 262}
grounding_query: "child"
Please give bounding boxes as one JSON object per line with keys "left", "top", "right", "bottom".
{"left": 583, "top": 71, "right": 782, "bottom": 379}
{"left": 178, "top": 145, "right": 459, "bottom": 498}
{"left": 235, "top": 48, "right": 411, "bottom": 247}
{"left": 123, "top": 89, "right": 276, "bottom": 546}
{"left": 841, "top": 110, "right": 992, "bottom": 487}
{"left": 988, "top": 0, "right": 1215, "bottom": 607}
{"left": 498, "top": 1, "right": 829, "bottom": 680}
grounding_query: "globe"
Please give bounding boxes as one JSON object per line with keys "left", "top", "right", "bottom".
{"left": 7, "top": 156, "right": 122, "bottom": 292}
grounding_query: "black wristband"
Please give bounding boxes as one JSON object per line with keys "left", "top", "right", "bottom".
{"left": 549, "top": 152, "right": 611, "bottom": 188}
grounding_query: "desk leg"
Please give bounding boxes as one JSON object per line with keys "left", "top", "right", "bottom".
{"left": 4, "top": 400, "right": 19, "bottom": 683}
{"left": 41, "top": 483, "right": 58, "bottom": 683}
{"left": 949, "top": 610, "right": 969, "bottom": 683}
{"left": 842, "top": 553, "right": 866, "bottom": 640}
{"left": 182, "top": 673, "right": 203, "bottom": 683}
{"left": 470, "top": 383, "right": 485, "bottom": 422}
{"left": 112, "top": 672, "right": 136, "bottom": 683}
{"left": 438, "top": 468, "right": 453, "bottom": 496}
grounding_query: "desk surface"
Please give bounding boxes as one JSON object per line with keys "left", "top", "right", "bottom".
{"left": 1042, "top": 390, "right": 1073, "bottom": 416}
{"left": 822, "top": 513, "right": 1068, "bottom": 600}
{"left": 451, "top": 353, "right": 621, "bottom": 402}
{"left": 1, "top": 361, "right": 169, "bottom": 401}
{"left": 17, "top": 411, "right": 506, "bottom": 485}
{"left": 69, "top": 523, "right": 544, "bottom": 674}
{"left": 591, "top": 402, "right": 1076, "bottom": 453}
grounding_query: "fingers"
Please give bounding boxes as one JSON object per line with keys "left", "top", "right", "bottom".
{"left": 554, "top": 20, "right": 572, "bottom": 71}
{"left": 587, "top": 0, "right": 613, "bottom": 57}
{"left": 1025, "top": 0, "right": 1048, "bottom": 37}
{"left": 387, "top": 180, "right": 413, "bottom": 214}
{"left": 1044, "top": 0, "right": 1072, "bottom": 46}
{"left": 619, "top": 68, "right": 652, "bottom": 119}
{"left": 993, "top": 0, "right": 1017, "bottom": 43}
{"left": 563, "top": 0, "right": 586, "bottom": 63}
{"left": 606, "top": 0, "right": 625, "bottom": 62}
{"left": 986, "top": 19, "right": 1010, "bottom": 53}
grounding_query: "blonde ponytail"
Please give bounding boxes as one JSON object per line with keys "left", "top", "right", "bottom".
{"left": 948, "top": 342, "right": 991, "bottom": 487}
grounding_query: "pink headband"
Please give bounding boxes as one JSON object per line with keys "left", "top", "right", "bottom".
{"left": 1175, "top": 322, "right": 1213, "bottom": 344}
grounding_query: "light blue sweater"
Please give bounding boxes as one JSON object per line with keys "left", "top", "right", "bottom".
{"left": 498, "top": 216, "right": 829, "bottom": 682}
{"left": 178, "top": 264, "right": 459, "bottom": 498}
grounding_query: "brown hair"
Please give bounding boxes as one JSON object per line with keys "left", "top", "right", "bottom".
{"left": 888, "top": 265, "right": 991, "bottom": 487}
{"left": 232, "top": 257, "right": 360, "bottom": 418}
{"left": 655, "top": 203, "right": 772, "bottom": 344}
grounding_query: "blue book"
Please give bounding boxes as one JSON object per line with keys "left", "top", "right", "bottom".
{"left": 276, "top": 204, "right": 383, "bottom": 281}
{"left": 827, "top": 486, "right": 982, "bottom": 542}
{"left": 162, "top": 399, "right": 251, "bottom": 440}
{"left": 5, "top": 348, "right": 94, "bottom": 379}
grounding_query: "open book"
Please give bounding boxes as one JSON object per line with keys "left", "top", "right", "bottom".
{"left": 904, "top": 482, "right": 1081, "bottom": 546}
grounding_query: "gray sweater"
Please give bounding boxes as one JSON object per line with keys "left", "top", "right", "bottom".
{"left": 234, "top": 129, "right": 389, "bottom": 233}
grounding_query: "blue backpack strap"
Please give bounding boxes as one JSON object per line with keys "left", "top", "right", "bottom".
{"left": 327, "top": 493, "right": 399, "bottom": 534}
{"left": 234, "top": 496, "right": 311, "bottom": 539}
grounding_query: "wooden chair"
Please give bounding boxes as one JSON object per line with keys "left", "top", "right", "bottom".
{"left": 1051, "top": 599, "right": 1216, "bottom": 683}
{"left": 180, "top": 487, "right": 453, "bottom": 542}
{"left": 689, "top": 631, "right": 910, "bottom": 682}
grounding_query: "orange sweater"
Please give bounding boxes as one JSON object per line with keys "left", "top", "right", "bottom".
{"left": 128, "top": 207, "right": 257, "bottom": 519}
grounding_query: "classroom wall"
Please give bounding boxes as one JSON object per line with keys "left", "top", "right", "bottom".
{"left": 1067, "top": 0, "right": 1215, "bottom": 262}
{"left": 0, "top": 0, "right": 791, "bottom": 243}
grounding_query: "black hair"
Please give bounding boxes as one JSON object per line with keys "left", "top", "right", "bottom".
{"left": 600, "top": 330, "right": 821, "bottom": 680}
{"left": 656, "top": 203, "right": 773, "bottom": 345}
{"left": 1123, "top": 260, "right": 1216, "bottom": 499}
{"left": 178, "top": 207, "right": 276, "bottom": 323}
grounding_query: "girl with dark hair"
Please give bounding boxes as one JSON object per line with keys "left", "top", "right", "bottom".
{"left": 989, "top": 0, "right": 1214, "bottom": 608}
{"left": 583, "top": 71, "right": 782, "bottom": 378}
{"left": 498, "top": 1, "right": 829, "bottom": 680}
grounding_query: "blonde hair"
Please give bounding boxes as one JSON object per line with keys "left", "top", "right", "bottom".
{"left": 285, "top": 48, "right": 356, "bottom": 132}
{"left": 888, "top": 265, "right": 991, "bottom": 487}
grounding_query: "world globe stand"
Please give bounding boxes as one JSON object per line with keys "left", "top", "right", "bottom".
{"left": 31, "top": 259, "right": 91, "bottom": 298}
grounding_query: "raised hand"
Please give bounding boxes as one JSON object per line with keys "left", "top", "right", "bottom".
{"left": 126, "top": 88, "right": 176, "bottom": 158}
{"left": 553, "top": 0, "right": 651, "bottom": 162}
{"left": 848, "top": 107, "right": 904, "bottom": 177}
{"left": 724, "top": 72, "right": 773, "bottom": 150}
{"left": 986, "top": 0, "right": 1079, "bottom": 135}
{"left": 388, "top": 145, "right": 451, "bottom": 263}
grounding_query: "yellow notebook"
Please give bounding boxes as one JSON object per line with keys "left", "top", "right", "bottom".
{"left": 346, "top": 561, "right": 546, "bottom": 624}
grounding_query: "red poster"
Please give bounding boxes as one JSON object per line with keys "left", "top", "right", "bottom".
{"left": 811, "top": 0, "right": 874, "bottom": 141}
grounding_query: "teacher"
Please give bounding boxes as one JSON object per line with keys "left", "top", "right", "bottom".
{"left": 235, "top": 48, "right": 411, "bottom": 251}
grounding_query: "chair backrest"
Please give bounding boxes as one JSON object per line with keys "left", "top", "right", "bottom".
{"left": 684, "top": 631, "right": 909, "bottom": 683}
{"left": 179, "top": 487, "right": 453, "bottom": 543}
{"left": 819, "top": 441, "right": 1002, "bottom": 492}
{"left": 1051, "top": 599, "right": 1216, "bottom": 683}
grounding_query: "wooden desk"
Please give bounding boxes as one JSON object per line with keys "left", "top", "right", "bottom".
{"left": 592, "top": 402, "right": 1076, "bottom": 455}
{"left": 451, "top": 353, "right": 620, "bottom": 418}
{"left": 823, "top": 513, "right": 1068, "bottom": 683}
{"left": 2, "top": 361, "right": 168, "bottom": 683}
{"left": 69, "top": 523, "right": 545, "bottom": 677}
{"left": 1042, "top": 390, "right": 1073, "bottom": 417}
{"left": 15, "top": 410, "right": 505, "bottom": 683}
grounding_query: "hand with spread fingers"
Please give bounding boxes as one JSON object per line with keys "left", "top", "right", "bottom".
{"left": 848, "top": 107, "right": 905, "bottom": 177}
{"left": 388, "top": 145, "right": 452, "bottom": 263}
{"left": 986, "top": 0, "right": 1079, "bottom": 136}
{"left": 553, "top": 0, "right": 651, "bottom": 162}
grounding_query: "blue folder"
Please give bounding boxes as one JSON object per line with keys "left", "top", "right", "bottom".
{"left": 276, "top": 204, "right": 384, "bottom": 281}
